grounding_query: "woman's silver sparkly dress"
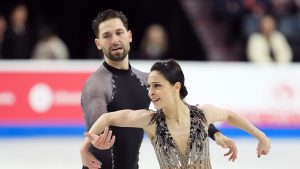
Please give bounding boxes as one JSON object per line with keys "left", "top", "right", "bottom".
{"left": 150, "top": 105, "right": 211, "bottom": 169}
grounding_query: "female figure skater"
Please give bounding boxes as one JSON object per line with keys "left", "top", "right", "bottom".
{"left": 83, "top": 59, "right": 271, "bottom": 168}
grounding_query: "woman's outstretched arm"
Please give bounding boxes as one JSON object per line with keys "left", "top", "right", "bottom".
{"left": 82, "top": 109, "right": 153, "bottom": 150}
{"left": 202, "top": 104, "right": 271, "bottom": 157}
{"left": 89, "top": 109, "right": 152, "bottom": 134}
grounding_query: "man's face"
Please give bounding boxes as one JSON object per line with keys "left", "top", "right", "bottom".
{"left": 95, "top": 18, "right": 132, "bottom": 61}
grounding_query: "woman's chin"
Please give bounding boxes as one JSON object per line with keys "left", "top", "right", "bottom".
{"left": 153, "top": 104, "right": 162, "bottom": 110}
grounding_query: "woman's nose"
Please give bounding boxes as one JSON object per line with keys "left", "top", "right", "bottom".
{"left": 148, "top": 88, "right": 154, "bottom": 96}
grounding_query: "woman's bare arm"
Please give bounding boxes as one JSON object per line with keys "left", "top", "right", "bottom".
{"left": 83, "top": 109, "right": 153, "bottom": 150}
{"left": 202, "top": 104, "right": 271, "bottom": 157}
{"left": 89, "top": 109, "right": 153, "bottom": 134}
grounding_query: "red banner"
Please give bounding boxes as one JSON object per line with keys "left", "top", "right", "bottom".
{"left": 0, "top": 72, "right": 90, "bottom": 126}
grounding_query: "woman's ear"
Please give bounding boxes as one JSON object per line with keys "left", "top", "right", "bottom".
{"left": 174, "top": 82, "right": 181, "bottom": 91}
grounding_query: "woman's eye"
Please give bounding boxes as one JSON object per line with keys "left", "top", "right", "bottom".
{"left": 154, "top": 84, "right": 160, "bottom": 88}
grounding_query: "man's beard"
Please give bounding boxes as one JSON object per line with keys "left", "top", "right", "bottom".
{"left": 106, "top": 51, "right": 127, "bottom": 61}
{"left": 104, "top": 47, "right": 129, "bottom": 62}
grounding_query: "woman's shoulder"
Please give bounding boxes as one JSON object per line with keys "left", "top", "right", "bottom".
{"left": 195, "top": 104, "right": 215, "bottom": 112}
{"left": 189, "top": 104, "right": 214, "bottom": 122}
{"left": 144, "top": 109, "right": 158, "bottom": 140}
{"left": 148, "top": 109, "right": 163, "bottom": 123}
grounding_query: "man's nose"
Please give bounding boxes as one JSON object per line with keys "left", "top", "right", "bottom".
{"left": 111, "top": 34, "right": 119, "bottom": 43}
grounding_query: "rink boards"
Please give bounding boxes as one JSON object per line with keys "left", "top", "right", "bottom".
{"left": 1, "top": 60, "right": 299, "bottom": 137}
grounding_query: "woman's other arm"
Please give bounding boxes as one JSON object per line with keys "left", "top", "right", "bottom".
{"left": 203, "top": 104, "right": 271, "bottom": 157}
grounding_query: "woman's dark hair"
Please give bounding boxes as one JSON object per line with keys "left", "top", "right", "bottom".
{"left": 92, "top": 9, "right": 128, "bottom": 38}
{"left": 150, "top": 59, "right": 188, "bottom": 99}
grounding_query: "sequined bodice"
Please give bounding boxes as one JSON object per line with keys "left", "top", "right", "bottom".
{"left": 150, "top": 105, "right": 211, "bottom": 169}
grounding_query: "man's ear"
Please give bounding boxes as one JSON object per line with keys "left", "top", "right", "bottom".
{"left": 95, "top": 38, "right": 102, "bottom": 50}
{"left": 128, "top": 30, "right": 133, "bottom": 43}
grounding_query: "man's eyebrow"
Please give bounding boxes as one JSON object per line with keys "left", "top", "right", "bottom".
{"left": 101, "top": 28, "right": 124, "bottom": 35}
{"left": 101, "top": 31, "right": 110, "bottom": 36}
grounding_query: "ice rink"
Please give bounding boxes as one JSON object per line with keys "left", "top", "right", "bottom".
{"left": 0, "top": 136, "right": 299, "bottom": 169}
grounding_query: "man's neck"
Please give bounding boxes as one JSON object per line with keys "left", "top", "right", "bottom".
{"left": 104, "top": 56, "right": 129, "bottom": 70}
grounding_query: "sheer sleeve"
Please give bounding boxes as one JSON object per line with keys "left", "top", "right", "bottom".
{"left": 81, "top": 70, "right": 112, "bottom": 130}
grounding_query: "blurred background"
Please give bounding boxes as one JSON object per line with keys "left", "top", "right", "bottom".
{"left": 1, "top": 0, "right": 300, "bottom": 62}
{"left": 0, "top": 0, "right": 300, "bottom": 168}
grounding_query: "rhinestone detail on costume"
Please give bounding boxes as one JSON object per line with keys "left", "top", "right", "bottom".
{"left": 150, "top": 105, "right": 211, "bottom": 169}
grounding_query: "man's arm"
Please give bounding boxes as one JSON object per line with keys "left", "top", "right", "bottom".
{"left": 81, "top": 80, "right": 108, "bottom": 130}
{"left": 80, "top": 79, "right": 115, "bottom": 168}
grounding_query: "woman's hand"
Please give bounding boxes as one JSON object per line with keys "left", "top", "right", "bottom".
{"left": 214, "top": 132, "right": 238, "bottom": 162}
{"left": 85, "top": 127, "right": 116, "bottom": 150}
{"left": 257, "top": 135, "right": 271, "bottom": 157}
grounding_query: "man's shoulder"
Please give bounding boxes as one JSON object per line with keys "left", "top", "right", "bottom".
{"left": 131, "top": 67, "right": 149, "bottom": 78}
{"left": 88, "top": 65, "right": 111, "bottom": 81}
{"left": 83, "top": 66, "right": 112, "bottom": 90}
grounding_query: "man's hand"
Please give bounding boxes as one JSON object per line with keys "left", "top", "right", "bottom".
{"left": 214, "top": 132, "right": 238, "bottom": 162}
{"left": 80, "top": 145, "right": 102, "bottom": 169}
{"left": 85, "top": 126, "right": 116, "bottom": 150}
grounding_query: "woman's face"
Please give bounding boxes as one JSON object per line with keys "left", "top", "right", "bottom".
{"left": 148, "top": 71, "right": 175, "bottom": 110}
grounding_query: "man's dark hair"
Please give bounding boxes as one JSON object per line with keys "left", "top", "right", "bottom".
{"left": 92, "top": 9, "right": 128, "bottom": 37}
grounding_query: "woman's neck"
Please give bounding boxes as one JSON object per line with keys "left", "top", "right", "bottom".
{"left": 163, "top": 99, "right": 189, "bottom": 125}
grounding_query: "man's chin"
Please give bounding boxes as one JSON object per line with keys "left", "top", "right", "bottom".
{"left": 108, "top": 55, "right": 126, "bottom": 62}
